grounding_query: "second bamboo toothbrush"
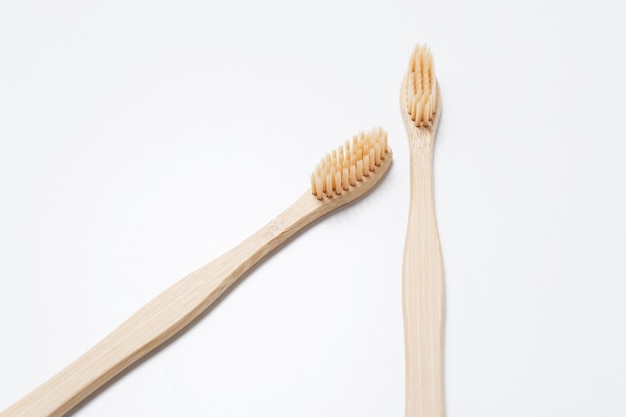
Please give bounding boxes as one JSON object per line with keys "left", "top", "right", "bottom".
{"left": 400, "top": 45, "right": 445, "bottom": 417}
{"left": 1, "top": 128, "right": 392, "bottom": 417}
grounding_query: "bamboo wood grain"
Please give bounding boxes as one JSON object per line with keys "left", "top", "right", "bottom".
{"left": 1, "top": 151, "right": 392, "bottom": 417}
{"left": 401, "top": 63, "right": 445, "bottom": 417}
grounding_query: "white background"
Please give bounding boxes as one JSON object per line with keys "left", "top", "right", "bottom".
{"left": 1, "top": 0, "right": 625, "bottom": 416}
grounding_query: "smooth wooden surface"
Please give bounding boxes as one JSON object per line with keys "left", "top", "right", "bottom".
{"left": 0, "top": 154, "right": 391, "bottom": 417}
{"left": 401, "top": 74, "right": 445, "bottom": 417}
{"left": 402, "top": 133, "right": 445, "bottom": 417}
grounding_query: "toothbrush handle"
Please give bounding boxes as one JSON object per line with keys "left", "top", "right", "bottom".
{"left": 402, "top": 144, "right": 445, "bottom": 417}
{"left": 2, "top": 193, "right": 326, "bottom": 417}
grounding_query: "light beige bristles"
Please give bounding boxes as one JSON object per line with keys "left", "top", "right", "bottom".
{"left": 404, "top": 44, "right": 438, "bottom": 128}
{"left": 311, "top": 127, "right": 390, "bottom": 199}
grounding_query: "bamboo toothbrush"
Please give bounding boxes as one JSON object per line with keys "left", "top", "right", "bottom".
{"left": 1, "top": 127, "right": 392, "bottom": 417}
{"left": 400, "top": 45, "right": 444, "bottom": 417}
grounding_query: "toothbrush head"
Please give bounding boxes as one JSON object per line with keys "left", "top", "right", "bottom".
{"left": 311, "top": 127, "right": 391, "bottom": 200}
{"left": 401, "top": 44, "right": 440, "bottom": 130}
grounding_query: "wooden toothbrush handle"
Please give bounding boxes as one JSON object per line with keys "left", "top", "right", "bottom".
{"left": 402, "top": 145, "right": 445, "bottom": 417}
{"left": 2, "top": 193, "right": 327, "bottom": 417}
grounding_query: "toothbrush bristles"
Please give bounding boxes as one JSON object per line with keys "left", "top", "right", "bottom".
{"left": 311, "top": 127, "right": 390, "bottom": 200}
{"left": 405, "top": 44, "right": 438, "bottom": 128}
